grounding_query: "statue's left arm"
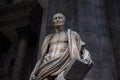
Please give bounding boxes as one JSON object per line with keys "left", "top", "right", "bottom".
{"left": 71, "top": 31, "right": 93, "bottom": 65}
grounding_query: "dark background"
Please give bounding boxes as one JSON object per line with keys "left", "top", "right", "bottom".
{"left": 0, "top": 0, "right": 120, "bottom": 80}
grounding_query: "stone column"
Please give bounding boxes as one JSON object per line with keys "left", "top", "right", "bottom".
{"left": 106, "top": 0, "right": 120, "bottom": 79}
{"left": 78, "top": 0, "right": 117, "bottom": 80}
{"left": 4, "top": 45, "right": 18, "bottom": 80}
{"left": 11, "top": 26, "right": 39, "bottom": 80}
{"left": 11, "top": 37, "right": 28, "bottom": 80}
{"left": 0, "top": 32, "right": 11, "bottom": 80}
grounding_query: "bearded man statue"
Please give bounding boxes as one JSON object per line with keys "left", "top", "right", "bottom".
{"left": 29, "top": 13, "right": 93, "bottom": 80}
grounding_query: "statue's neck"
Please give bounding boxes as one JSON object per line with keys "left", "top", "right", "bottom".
{"left": 55, "top": 29, "right": 62, "bottom": 33}
{"left": 55, "top": 28, "right": 64, "bottom": 33}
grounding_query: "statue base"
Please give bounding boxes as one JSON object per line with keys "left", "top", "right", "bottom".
{"left": 64, "top": 59, "right": 93, "bottom": 80}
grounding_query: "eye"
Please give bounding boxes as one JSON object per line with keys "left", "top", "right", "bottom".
{"left": 58, "top": 17, "right": 62, "bottom": 19}
{"left": 53, "top": 17, "right": 57, "bottom": 20}
{"left": 58, "top": 17, "right": 61, "bottom": 19}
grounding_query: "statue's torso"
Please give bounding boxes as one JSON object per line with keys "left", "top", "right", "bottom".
{"left": 47, "top": 31, "right": 68, "bottom": 59}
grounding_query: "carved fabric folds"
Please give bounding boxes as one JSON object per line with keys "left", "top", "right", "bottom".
{"left": 35, "top": 29, "right": 85, "bottom": 80}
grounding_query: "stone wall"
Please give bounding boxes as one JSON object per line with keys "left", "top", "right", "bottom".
{"left": 106, "top": 0, "right": 120, "bottom": 79}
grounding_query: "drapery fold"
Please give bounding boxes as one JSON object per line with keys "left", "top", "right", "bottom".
{"left": 35, "top": 29, "right": 86, "bottom": 80}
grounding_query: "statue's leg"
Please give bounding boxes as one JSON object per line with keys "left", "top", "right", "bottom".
{"left": 55, "top": 71, "right": 66, "bottom": 80}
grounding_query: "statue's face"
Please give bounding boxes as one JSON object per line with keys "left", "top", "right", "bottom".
{"left": 53, "top": 13, "right": 65, "bottom": 29}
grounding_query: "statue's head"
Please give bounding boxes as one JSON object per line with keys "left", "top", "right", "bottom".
{"left": 53, "top": 13, "right": 66, "bottom": 30}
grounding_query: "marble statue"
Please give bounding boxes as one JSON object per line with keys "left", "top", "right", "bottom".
{"left": 29, "top": 13, "right": 93, "bottom": 80}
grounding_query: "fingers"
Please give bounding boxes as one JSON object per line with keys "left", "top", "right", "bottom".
{"left": 29, "top": 74, "right": 36, "bottom": 80}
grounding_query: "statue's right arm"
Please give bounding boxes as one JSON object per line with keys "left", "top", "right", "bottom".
{"left": 29, "top": 59, "right": 41, "bottom": 80}
{"left": 33, "top": 59, "right": 41, "bottom": 73}
{"left": 30, "top": 34, "right": 53, "bottom": 80}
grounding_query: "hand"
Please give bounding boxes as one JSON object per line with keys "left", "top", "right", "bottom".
{"left": 56, "top": 71, "right": 66, "bottom": 80}
{"left": 81, "top": 58, "right": 93, "bottom": 65}
{"left": 29, "top": 72, "right": 36, "bottom": 80}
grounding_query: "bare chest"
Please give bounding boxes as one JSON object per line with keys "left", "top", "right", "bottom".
{"left": 50, "top": 31, "right": 68, "bottom": 44}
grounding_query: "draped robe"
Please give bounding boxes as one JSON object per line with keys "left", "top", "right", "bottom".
{"left": 34, "top": 29, "right": 90, "bottom": 80}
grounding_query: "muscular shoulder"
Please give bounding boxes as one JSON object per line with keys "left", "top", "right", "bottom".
{"left": 45, "top": 33, "right": 54, "bottom": 39}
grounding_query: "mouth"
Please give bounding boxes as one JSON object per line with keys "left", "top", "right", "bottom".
{"left": 54, "top": 23, "right": 63, "bottom": 28}
{"left": 54, "top": 22, "right": 63, "bottom": 26}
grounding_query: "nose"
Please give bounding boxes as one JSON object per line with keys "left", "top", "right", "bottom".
{"left": 56, "top": 19, "right": 59, "bottom": 22}
{"left": 56, "top": 17, "right": 59, "bottom": 20}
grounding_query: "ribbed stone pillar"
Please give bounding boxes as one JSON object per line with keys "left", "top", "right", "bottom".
{"left": 106, "top": 0, "right": 120, "bottom": 79}
{"left": 11, "top": 38, "right": 28, "bottom": 80}
{"left": 78, "top": 0, "right": 117, "bottom": 80}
